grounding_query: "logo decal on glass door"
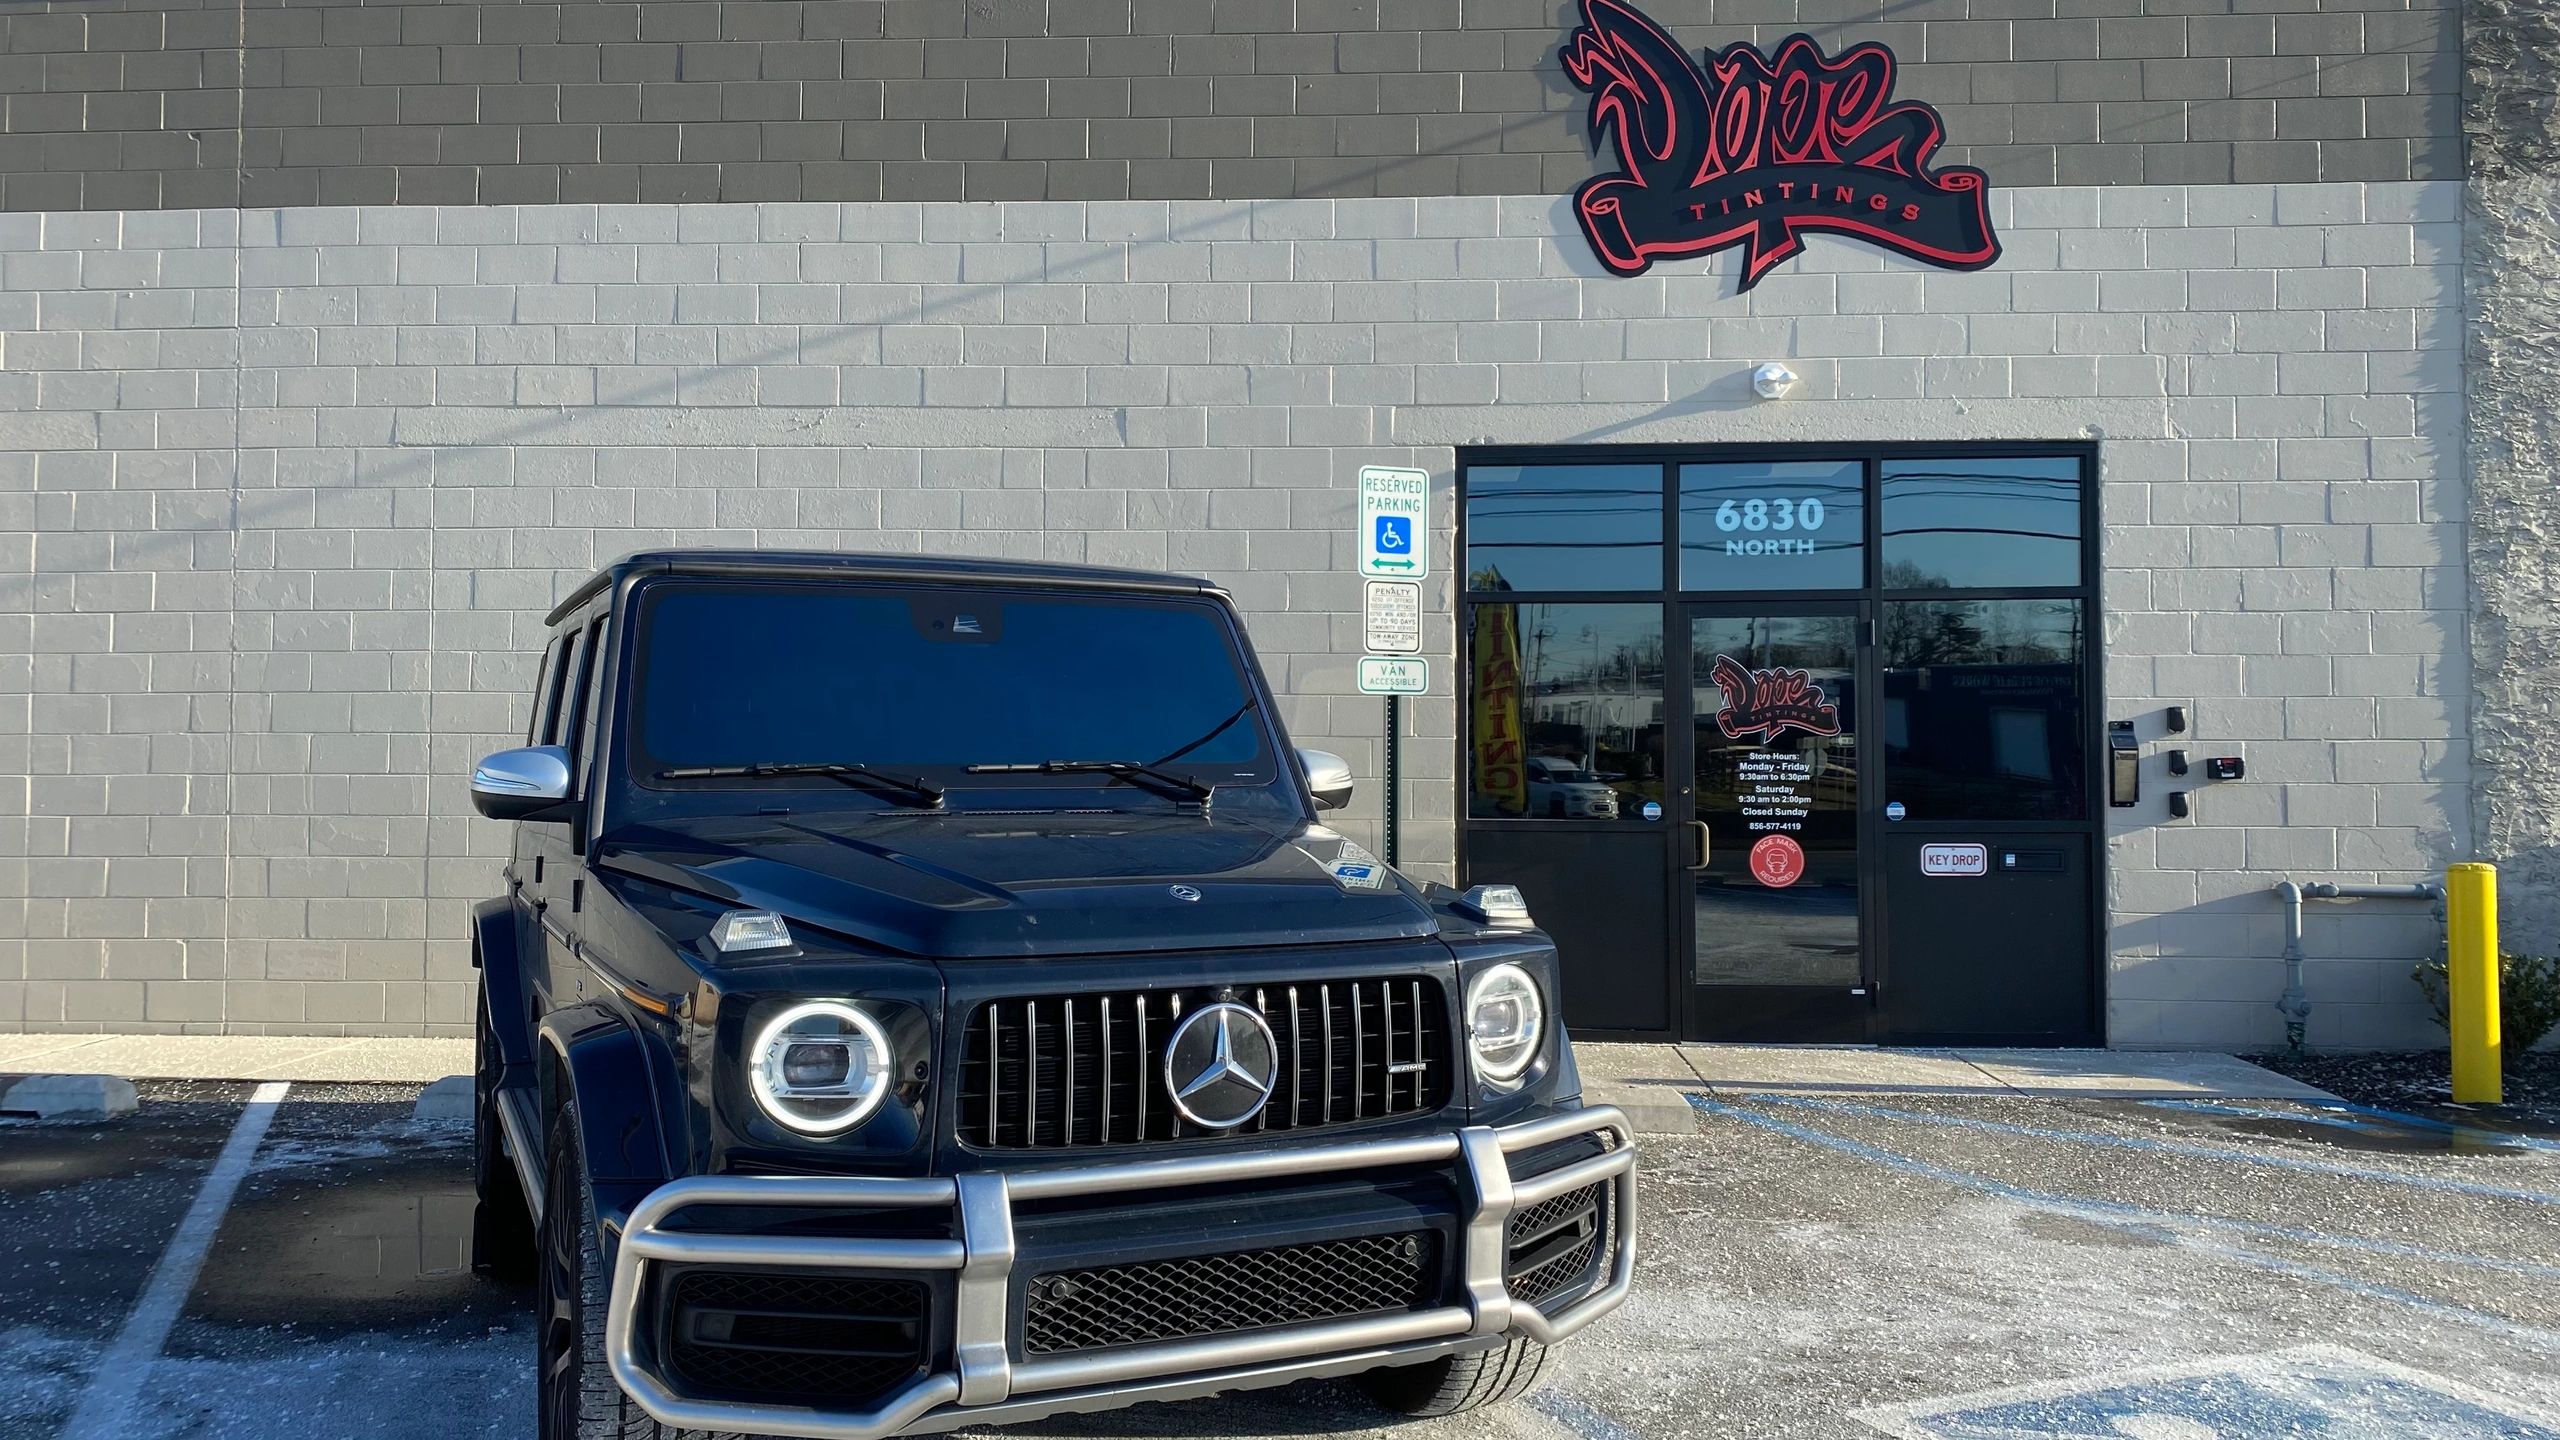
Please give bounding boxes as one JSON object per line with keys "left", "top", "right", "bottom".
{"left": 1710, "top": 655, "right": 1842, "bottom": 743}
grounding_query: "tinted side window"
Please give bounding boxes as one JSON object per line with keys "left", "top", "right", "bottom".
{"left": 553, "top": 628, "right": 589, "bottom": 747}
{"left": 530, "top": 636, "right": 567, "bottom": 745}
{"left": 573, "top": 618, "right": 610, "bottom": 798}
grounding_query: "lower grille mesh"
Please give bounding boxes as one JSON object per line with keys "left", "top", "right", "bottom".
{"left": 1506, "top": 1181, "right": 1609, "bottom": 1306}
{"left": 666, "top": 1271, "right": 928, "bottom": 1405}
{"left": 1022, "top": 1231, "right": 1440, "bottom": 1356}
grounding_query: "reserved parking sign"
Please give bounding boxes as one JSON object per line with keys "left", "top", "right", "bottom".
{"left": 1358, "top": 466, "right": 1431, "bottom": 579}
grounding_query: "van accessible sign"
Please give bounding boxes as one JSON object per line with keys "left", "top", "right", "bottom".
{"left": 1560, "top": 0, "right": 2000, "bottom": 290}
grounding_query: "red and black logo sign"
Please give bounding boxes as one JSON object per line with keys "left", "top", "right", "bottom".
{"left": 1562, "top": 0, "right": 2000, "bottom": 290}
{"left": 1711, "top": 655, "right": 1841, "bottom": 743}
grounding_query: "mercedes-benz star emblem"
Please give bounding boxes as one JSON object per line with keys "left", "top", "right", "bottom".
{"left": 1162, "top": 1002, "right": 1279, "bottom": 1130}
{"left": 1167, "top": 884, "right": 1202, "bottom": 902}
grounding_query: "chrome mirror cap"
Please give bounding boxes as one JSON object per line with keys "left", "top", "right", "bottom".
{"left": 1297, "top": 748, "right": 1355, "bottom": 811}
{"left": 471, "top": 745, "right": 573, "bottom": 821}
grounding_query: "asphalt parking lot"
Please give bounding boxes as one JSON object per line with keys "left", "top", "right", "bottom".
{"left": 4, "top": 1078, "right": 2557, "bottom": 1440}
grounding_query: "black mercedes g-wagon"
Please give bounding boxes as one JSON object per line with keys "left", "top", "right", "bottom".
{"left": 467, "top": 550, "right": 1635, "bottom": 1440}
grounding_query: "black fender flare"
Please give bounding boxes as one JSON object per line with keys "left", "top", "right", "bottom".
{"left": 471, "top": 897, "right": 535, "bottom": 1072}
{"left": 537, "top": 1003, "right": 680, "bottom": 1193}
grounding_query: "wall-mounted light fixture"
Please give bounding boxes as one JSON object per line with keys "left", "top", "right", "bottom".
{"left": 1751, "top": 362, "right": 1800, "bottom": 400}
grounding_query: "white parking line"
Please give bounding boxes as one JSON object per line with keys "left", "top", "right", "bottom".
{"left": 59, "top": 1081, "right": 292, "bottom": 1440}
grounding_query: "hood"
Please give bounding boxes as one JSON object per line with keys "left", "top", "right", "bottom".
{"left": 595, "top": 808, "right": 1438, "bottom": 960}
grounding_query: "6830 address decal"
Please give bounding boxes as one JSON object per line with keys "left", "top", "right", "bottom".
{"left": 1714, "top": 496, "right": 1832, "bottom": 557}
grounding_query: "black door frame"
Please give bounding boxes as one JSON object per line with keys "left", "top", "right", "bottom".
{"left": 1455, "top": 441, "right": 2107, "bottom": 1046}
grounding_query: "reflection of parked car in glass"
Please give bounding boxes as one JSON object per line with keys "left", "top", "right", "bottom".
{"left": 1526, "top": 756, "right": 1620, "bottom": 819}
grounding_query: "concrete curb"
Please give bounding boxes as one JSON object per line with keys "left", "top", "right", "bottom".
{"left": 2, "top": 1073, "right": 141, "bottom": 1120}
{"left": 1583, "top": 1081, "right": 1705, "bottom": 1136}
{"left": 0, "top": 1034, "right": 472, "bottom": 1084}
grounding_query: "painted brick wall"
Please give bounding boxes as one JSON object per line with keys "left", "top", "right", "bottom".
{"left": 0, "top": 182, "right": 2463, "bottom": 1044}
{"left": 0, "top": 0, "right": 2464, "bottom": 210}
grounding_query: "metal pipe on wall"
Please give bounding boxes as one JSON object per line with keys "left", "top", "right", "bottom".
{"left": 2269, "top": 878, "right": 2445, "bottom": 1055}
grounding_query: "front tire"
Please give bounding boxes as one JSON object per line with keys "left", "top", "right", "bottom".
{"left": 1355, "top": 1336, "right": 1550, "bottom": 1418}
{"left": 539, "top": 1104, "right": 703, "bottom": 1440}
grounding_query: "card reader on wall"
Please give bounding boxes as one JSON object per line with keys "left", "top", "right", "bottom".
{"left": 2108, "top": 721, "right": 2139, "bottom": 807}
{"left": 2206, "top": 756, "right": 2245, "bottom": 781}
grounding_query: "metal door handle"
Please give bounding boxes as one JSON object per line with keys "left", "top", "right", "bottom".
{"left": 1689, "top": 821, "right": 1711, "bottom": 870}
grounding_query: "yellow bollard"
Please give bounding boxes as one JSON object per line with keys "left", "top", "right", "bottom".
{"left": 2445, "top": 862, "right": 2502, "bottom": 1105}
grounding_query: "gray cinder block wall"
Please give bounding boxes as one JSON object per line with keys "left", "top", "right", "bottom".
{"left": 0, "top": 0, "right": 2498, "bottom": 1046}
{"left": 0, "top": 185, "right": 2467, "bottom": 1043}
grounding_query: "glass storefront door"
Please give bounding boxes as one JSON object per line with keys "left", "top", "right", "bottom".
{"left": 1685, "top": 607, "right": 1866, "bottom": 1038}
{"left": 1458, "top": 445, "right": 2102, "bottom": 1045}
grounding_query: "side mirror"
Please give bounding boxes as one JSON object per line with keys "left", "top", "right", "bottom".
{"left": 472, "top": 745, "right": 573, "bottom": 821}
{"left": 1297, "top": 748, "right": 1355, "bottom": 811}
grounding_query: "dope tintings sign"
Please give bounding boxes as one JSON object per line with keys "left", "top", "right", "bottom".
{"left": 1561, "top": 0, "right": 2000, "bottom": 289}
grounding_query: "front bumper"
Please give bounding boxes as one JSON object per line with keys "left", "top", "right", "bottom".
{"left": 604, "top": 1105, "right": 1636, "bottom": 1440}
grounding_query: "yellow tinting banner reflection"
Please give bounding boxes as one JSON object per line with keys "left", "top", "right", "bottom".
{"left": 1471, "top": 604, "right": 1527, "bottom": 814}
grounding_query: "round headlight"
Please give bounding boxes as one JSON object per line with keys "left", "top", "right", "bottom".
{"left": 749, "top": 1001, "right": 894, "bottom": 1135}
{"left": 1466, "top": 963, "right": 1545, "bottom": 1083}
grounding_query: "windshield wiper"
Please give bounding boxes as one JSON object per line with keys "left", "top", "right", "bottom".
{"left": 962, "top": 759, "right": 1212, "bottom": 804}
{"left": 1147, "top": 694, "right": 1262, "bottom": 767}
{"left": 655, "top": 762, "right": 944, "bottom": 808}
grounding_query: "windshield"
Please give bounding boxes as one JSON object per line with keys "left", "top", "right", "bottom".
{"left": 629, "top": 581, "right": 1276, "bottom": 789}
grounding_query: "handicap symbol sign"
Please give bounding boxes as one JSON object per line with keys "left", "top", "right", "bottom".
{"left": 1357, "top": 464, "right": 1431, "bottom": 578}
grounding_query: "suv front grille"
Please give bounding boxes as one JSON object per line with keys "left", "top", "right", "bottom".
{"left": 664, "top": 1271, "right": 928, "bottom": 1407}
{"left": 1021, "top": 1231, "right": 1440, "bottom": 1356}
{"left": 959, "top": 977, "right": 1450, "bottom": 1149}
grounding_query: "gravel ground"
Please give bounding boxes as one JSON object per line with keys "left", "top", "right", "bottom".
{"left": 9, "top": 1080, "right": 2560, "bottom": 1439}
{"left": 2250, "top": 1048, "right": 2560, "bottom": 1130}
